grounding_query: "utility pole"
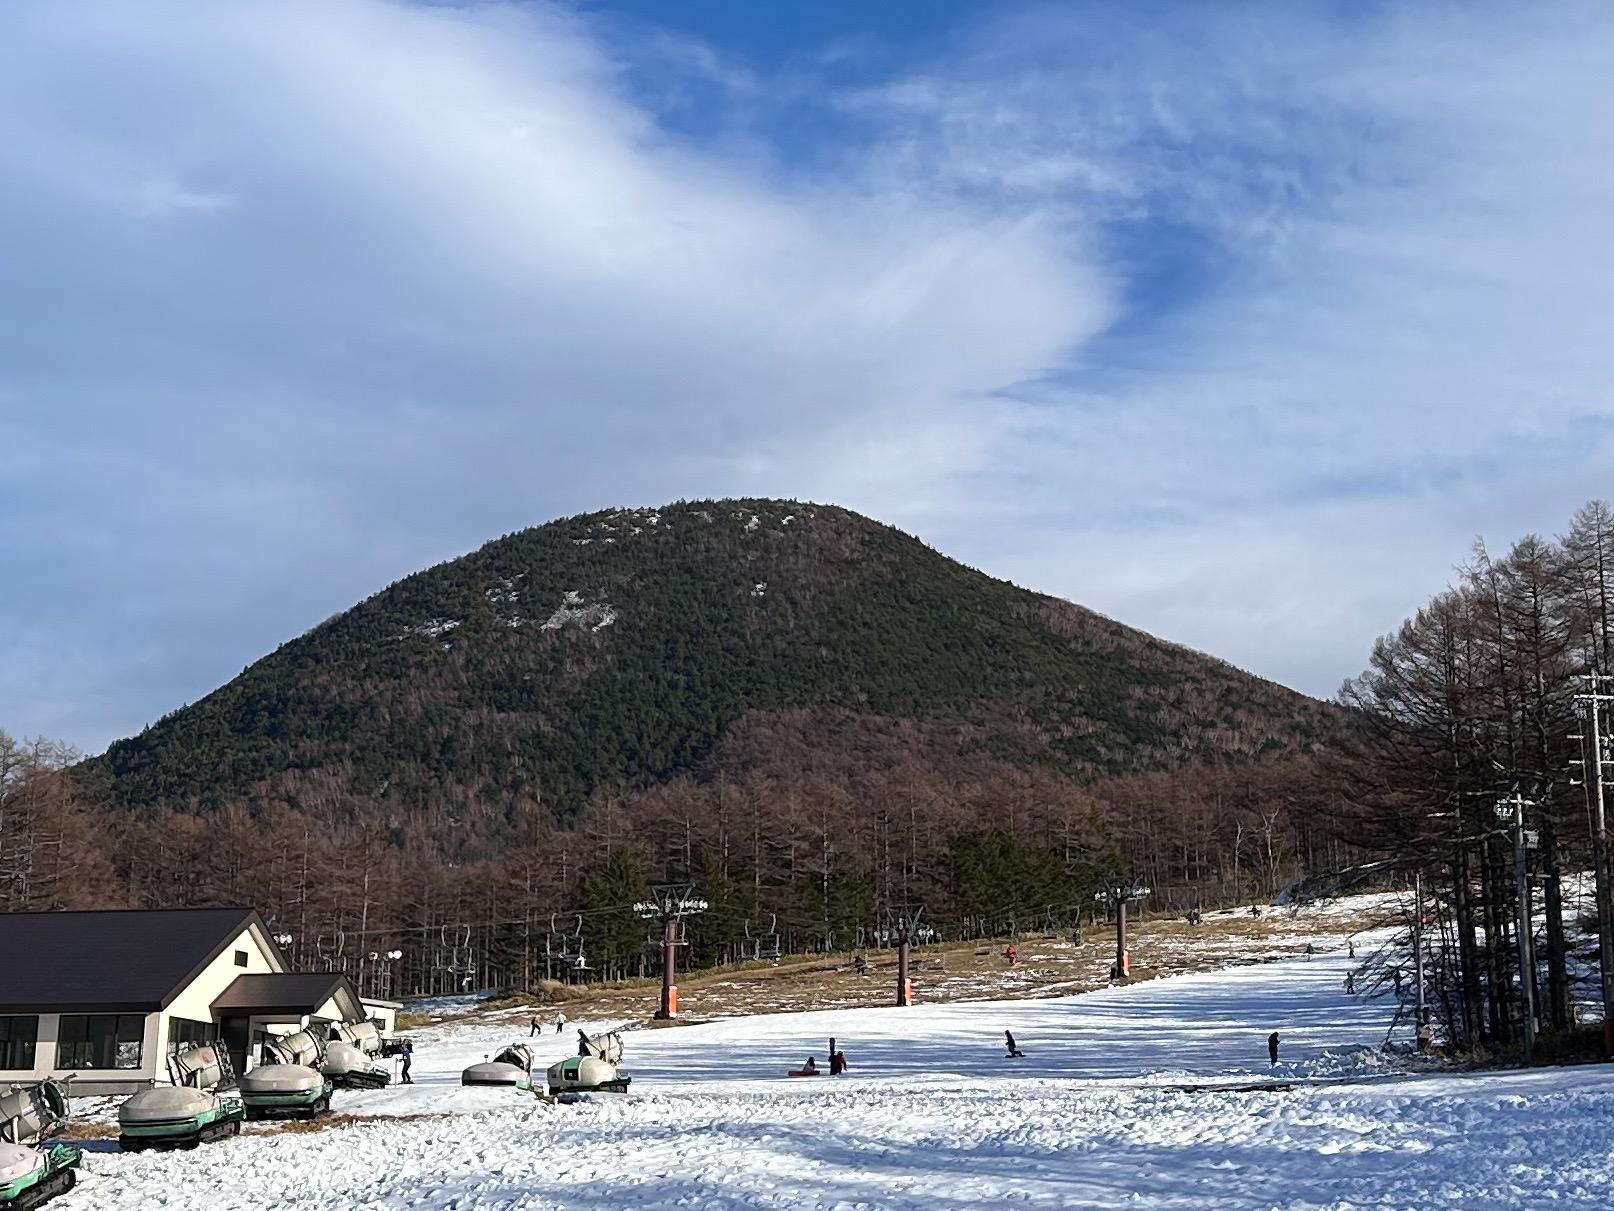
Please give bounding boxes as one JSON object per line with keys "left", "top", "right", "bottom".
{"left": 1414, "top": 870, "right": 1426, "bottom": 1035}
{"left": 1498, "top": 792, "right": 1537, "bottom": 1062}
{"left": 1573, "top": 673, "right": 1614, "bottom": 1056}
{"left": 634, "top": 886, "right": 708, "bottom": 1020}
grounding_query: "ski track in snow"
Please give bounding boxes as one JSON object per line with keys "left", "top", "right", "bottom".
{"left": 56, "top": 950, "right": 1614, "bottom": 1209}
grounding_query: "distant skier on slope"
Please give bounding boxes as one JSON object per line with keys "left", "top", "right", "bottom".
{"left": 1267, "top": 1032, "right": 1280, "bottom": 1065}
{"left": 1005, "top": 1030, "right": 1025, "bottom": 1058}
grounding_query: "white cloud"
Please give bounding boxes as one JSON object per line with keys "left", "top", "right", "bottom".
{"left": 2, "top": 0, "right": 1611, "bottom": 748}
{"left": 0, "top": 0, "right": 1108, "bottom": 747}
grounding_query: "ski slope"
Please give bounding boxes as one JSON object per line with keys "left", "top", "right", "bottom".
{"left": 56, "top": 949, "right": 1614, "bottom": 1209}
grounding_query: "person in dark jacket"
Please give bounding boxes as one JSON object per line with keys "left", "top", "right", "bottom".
{"left": 400, "top": 1040, "right": 414, "bottom": 1084}
{"left": 1005, "top": 1030, "right": 1025, "bottom": 1058}
{"left": 1267, "top": 1032, "right": 1280, "bottom": 1065}
{"left": 829, "top": 1050, "right": 848, "bottom": 1075}
{"left": 529, "top": 1013, "right": 543, "bottom": 1037}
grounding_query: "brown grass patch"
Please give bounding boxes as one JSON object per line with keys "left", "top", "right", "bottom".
{"left": 263, "top": 1111, "right": 455, "bottom": 1136}
{"left": 56, "top": 1121, "right": 119, "bottom": 1141}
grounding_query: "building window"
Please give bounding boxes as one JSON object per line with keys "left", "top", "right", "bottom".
{"left": 56, "top": 1014, "right": 144, "bottom": 1070}
{"left": 233, "top": 950, "right": 249, "bottom": 968}
{"left": 0, "top": 1016, "right": 38, "bottom": 1069}
{"left": 167, "top": 1018, "right": 215, "bottom": 1057}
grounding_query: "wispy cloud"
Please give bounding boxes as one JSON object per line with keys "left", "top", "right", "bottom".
{"left": 2, "top": 0, "right": 1610, "bottom": 748}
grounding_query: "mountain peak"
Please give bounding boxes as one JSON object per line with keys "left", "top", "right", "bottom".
{"left": 97, "top": 499, "right": 1335, "bottom": 845}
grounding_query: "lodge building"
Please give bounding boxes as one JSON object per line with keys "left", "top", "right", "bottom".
{"left": 0, "top": 907, "right": 397, "bottom": 1095}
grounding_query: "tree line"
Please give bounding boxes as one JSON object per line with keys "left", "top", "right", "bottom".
{"left": 2, "top": 715, "right": 1351, "bottom": 1000}
{"left": 1341, "top": 500, "right": 1614, "bottom": 1053}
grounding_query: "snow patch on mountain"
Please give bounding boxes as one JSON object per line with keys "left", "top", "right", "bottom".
{"left": 541, "top": 591, "right": 617, "bottom": 632}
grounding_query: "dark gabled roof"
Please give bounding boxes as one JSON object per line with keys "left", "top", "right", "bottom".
{"left": 211, "top": 973, "right": 361, "bottom": 1019}
{"left": 0, "top": 907, "right": 278, "bottom": 1013}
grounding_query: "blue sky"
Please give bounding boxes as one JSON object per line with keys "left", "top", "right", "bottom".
{"left": 3, "top": 0, "right": 1612, "bottom": 753}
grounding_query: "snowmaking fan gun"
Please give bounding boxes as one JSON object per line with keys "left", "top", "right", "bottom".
{"left": 0, "top": 1080, "right": 81, "bottom": 1211}
{"left": 546, "top": 1030, "right": 631, "bottom": 1096}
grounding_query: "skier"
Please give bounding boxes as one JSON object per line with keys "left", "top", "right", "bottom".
{"left": 1005, "top": 1030, "right": 1024, "bottom": 1058}
{"left": 1305, "top": 942, "right": 1315, "bottom": 961}
{"left": 1267, "top": 1032, "right": 1280, "bottom": 1065}
{"left": 1348, "top": 939, "right": 1356, "bottom": 959}
{"left": 400, "top": 1040, "right": 414, "bottom": 1084}
{"left": 1345, "top": 972, "right": 1356, "bottom": 995}
{"left": 529, "top": 1012, "right": 543, "bottom": 1037}
{"left": 555, "top": 1011, "right": 567, "bottom": 1034}
{"left": 829, "top": 1050, "right": 848, "bottom": 1075}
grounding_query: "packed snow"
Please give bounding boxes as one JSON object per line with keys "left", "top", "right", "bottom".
{"left": 49, "top": 943, "right": 1614, "bottom": 1209}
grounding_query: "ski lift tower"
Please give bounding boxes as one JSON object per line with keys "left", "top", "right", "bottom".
{"left": 635, "top": 886, "right": 708, "bottom": 1020}
{"left": 1095, "top": 880, "right": 1150, "bottom": 980}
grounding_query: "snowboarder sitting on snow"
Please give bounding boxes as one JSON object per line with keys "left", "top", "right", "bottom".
{"left": 1267, "top": 1032, "right": 1280, "bottom": 1065}
{"left": 800, "top": 1056, "right": 819, "bottom": 1074}
{"left": 1005, "top": 1030, "right": 1025, "bottom": 1058}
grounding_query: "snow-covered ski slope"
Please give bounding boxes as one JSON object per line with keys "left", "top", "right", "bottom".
{"left": 61, "top": 949, "right": 1614, "bottom": 1209}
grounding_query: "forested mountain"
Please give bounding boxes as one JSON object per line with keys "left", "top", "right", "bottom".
{"left": 93, "top": 500, "right": 1334, "bottom": 843}
{"left": 6, "top": 501, "right": 1349, "bottom": 995}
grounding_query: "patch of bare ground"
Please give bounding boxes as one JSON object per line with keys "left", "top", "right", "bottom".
{"left": 56, "top": 1120, "right": 118, "bottom": 1141}
{"left": 410, "top": 895, "right": 1399, "bottom": 1032}
{"left": 263, "top": 1112, "right": 458, "bottom": 1136}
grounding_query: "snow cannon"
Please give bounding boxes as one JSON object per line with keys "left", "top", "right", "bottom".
{"left": 118, "top": 1043, "right": 245, "bottom": 1153}
{"left": 239, "top": 1030, "right": 333, "bottom": 1120}
{"left": 461, "top": 1044, "right": 534, "bottom": 1090}
{"left": 546, "top": 1030, "right": 630, "bottom": 1096}
{"left": 331, "top": 1020, "right": 383, "bottom": 1058}
{"left": 0, "top": 1080, "right": 81, "bottom": 1210}
{"left": 322, "top": 1041, "right": 391, "bottom": 1090}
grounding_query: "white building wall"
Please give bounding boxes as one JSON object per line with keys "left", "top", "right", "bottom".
{"left": 156, "top": 924, "right": 283, "bottom": 1062}
{"left": 362, "top": 1001, "right": 399, "bottom": 1039}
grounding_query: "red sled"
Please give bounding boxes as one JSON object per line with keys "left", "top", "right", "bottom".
{"left": 787, "top": 1069, "right": 823, "bottom": 1077}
